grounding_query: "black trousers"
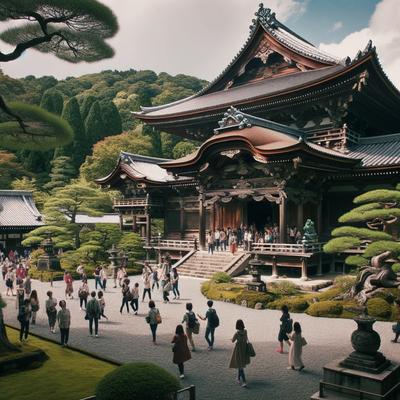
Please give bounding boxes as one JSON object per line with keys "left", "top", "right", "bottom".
{"left": 120, "top": 298, "right": 130, "bottom": 313}
{"left": 19, "top": 320, "right": 29, "bottom": 340}
{"left": 89, "top": 317, "right": 99, "bottom": 335}
{"left": 60, "top": 328, "right": 69, "bottom": 345}
{"left": 178, "top": 363, "right": 184, "bottom": 374}
{"left": 130, "top": 298, "right": 139, "bottom": 312}
{"left": 142, "top": 288, "right": 151, "bottom": 301}
{"left": 80, "top": 297, "right": 87, "bottom": 308}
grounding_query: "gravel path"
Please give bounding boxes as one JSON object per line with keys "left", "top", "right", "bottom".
{"left": 2, "top": 276, "right": 399, "bottom": 400}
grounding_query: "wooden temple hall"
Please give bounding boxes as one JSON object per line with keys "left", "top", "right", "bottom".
{"left": 97, "top": 4, "right": 400, "bottom": 279}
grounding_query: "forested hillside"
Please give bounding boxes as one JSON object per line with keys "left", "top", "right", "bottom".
{"left": 0, "top": 69, "right": 206, "bottom": 189}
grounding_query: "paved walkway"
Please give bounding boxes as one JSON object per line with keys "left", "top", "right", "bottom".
{"left": 2, "top": 276, "right": 399, "bottom": 400}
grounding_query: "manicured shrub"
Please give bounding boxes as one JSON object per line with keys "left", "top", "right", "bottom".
{"left": 333, "top": 275, "right": 356, "bottom": 292}
{"left": 370, "top": 290, "right": 396, "bottom": 304}
{"left": 235, "top": 291, "right": 275, "bottom": 308}
{"left": 317, "top": 287, "right": 342, "bottom": 301}
{"left": 211, "top": 272, "right": 232, "bottom": 284}
{"left": 267, "top": 296, "right": 310, "bottom": 312}
{"left": 268, "top": 281, "right": 298, "bottom": 296}
{"left": 201, "top": 281, "right": 243, "bottom": 303}
{"left": 392, "top": 263, "right": 400, "bottom": 273}
{"left": 96, "top": 362, "right": 180, "bottom": 400}
{"left": 367, "top": 298, "right": 392, "bottom": 319}
{"left": 306, "top": 301, "right": 343, "bottom": 317}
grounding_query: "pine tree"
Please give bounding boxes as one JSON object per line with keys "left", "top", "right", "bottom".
{"left": 40, "top": 89, "right": 64, "bottom": 115}
{"left": 57, "top": 97, "right": 88, "bottom": 168}
{"left": 100, "top": 101, "right": 122, "bottom": 136}
{"left": 43, "top": 156, "right": 76, "bottom": 192}
{"left": 85, "top": 101, "right": 104, "bottom": 146}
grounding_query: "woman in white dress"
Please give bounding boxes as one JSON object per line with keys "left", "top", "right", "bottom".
{"left": 288, "top": 322, "right": 305, "bottom": 371}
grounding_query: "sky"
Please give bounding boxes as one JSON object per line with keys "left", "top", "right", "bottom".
{"left": 2, "top": 0, "right": 399, "bottom": 89}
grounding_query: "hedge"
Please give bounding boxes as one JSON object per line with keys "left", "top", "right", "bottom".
{"left": 306, "top": 301, "right": 343, "bottom": 317}
{"left": 267, "top": 297, "right": 310, "bottom": 312}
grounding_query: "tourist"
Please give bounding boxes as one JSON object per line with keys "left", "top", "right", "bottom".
{"left": 45, "top": 290, "right": 57, "bottom": 333}
{"left": 182, "top": 302, "right": 198, "bottom": 351}
{"left": 16, "top": 280, "right": 25, "bottom": 311}
{"left": 229, "top": 319, "right": 251, "bottom": 388}
{"left": 142, "top": 271, "right": 152, "bottom": 302}
{"left": 220, "top": 229, "right": 227, "bottom": 251}
{"left": 5, "top": 269, "right": 14, "bottom": 296}
{"left": 98, "top": 291, "right": 108, "bottom": 320}
{"left": 288, "top": 322, "right": 306, "bottom": 371}
{"left": 78, "top": 279, "right": 89, "bottom": 310}
{"left": 100, "top": 265, "right": 108, "bottom": 291}
{"left": 392, "top": 299, "right": 400, "bottom": 343}
{"left": 64, "top": 271, "right": 74, "bottom": 300}
{"left": 277, "top": 305, "right": 292, "bottom": 353}
{"left": 295, "top": 229, "right": 302, "bottom": 244}
{"left": 229, "top": 231, "right": 238, "bottom": 254}
{"left": 18, "top": 298, "right": 31, "bottom": 342}
{"left": 237, "top": 226, "right": 243, "bottom": 247}
{"left": 120, "top": 279, "right": 131, "bottom": 314}
{"left": 289, "top": 226, "right": 297, "bottom": 244}
{"left": 197, "top": 300, "right": 219, "bottom": 350}
{"left": 146, "top": 300, "right": 161, "bottom": 344}
{"left": 247, "top": 230, "right": 253, "bottom": 251}
{"left": 214, "top": 228, "right": 220, "bottom": 251}
{"left": 1, "top": 261, "right": 7, "bottom": 280}
{"left": 23, "top": 275, "right": 31, "bottom": 296}
{"left": 29, "top": 290, "right": 39, "bottom": 325}
{"left": 86, "top": 291, "right": 101, "bottom": 338}
{"left": 172, "top": 267, "right": 180, "bottom": 300}
{"left": 76, "top": 263, "right": 85, "bottom": 280}
{"left": 151, "top": 266, "right": 159, "bottom": 290}
{"left": 162, "top": 273, "right": 172, "bottom": 303}
{"left": 207, "top": 231, "right": 214, "bottom": 254}
{"left": 117, "top": 267, "right": 126, "bottom": 287}
{"left": 243, "top": 230, "right": 248, "bottom": 251}
{"left": 57, "top": 300, "right": 71, "bottom": 347}
{"left": 172, "top": 324, "right": 191, "bottom": 379}
{"left": 160, "top": 257, "right": 171, "bottom": 286}
{"left": 16, "top": 263, "right": 26, "bottom": 285}
{"left": 130, "top": 282, "right": 139, "bottom": 315}
{"left": 93, "top": 266, "right": 103, "bottom": 290}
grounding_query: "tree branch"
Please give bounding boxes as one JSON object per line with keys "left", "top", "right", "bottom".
{"left": 0, "top": 95, "right": 27, "bottom": 133}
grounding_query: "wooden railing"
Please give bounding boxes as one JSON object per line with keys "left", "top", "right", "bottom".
{"left": 147, "top": 238, "right": 196, "bottom": 250}
{"left": 113, "top": 198, "right": 163, "bottom": 207}
{"left": 251, "top": 242, "right": 324, "bottom": 254}
{"left": 307, "top": 127, "right": 360, "bottom": 147}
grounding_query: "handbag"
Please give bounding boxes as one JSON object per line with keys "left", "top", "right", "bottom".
{"left": 193, "top": 321, "right": 200, "bottom": 334}
{"left": 145, "top": 315, "right": 150, "bottom": 324}
{"left": 301, "top": 337, "right": 308, "bottom": 346}
{"left": 247, "top": 342, "right": 256, "bottom": 357}
{"left": 155, "top": 312, "right": 162, "bottom": 324}
{"left": 84, "top": 313, "right": 89, "bottom": 320}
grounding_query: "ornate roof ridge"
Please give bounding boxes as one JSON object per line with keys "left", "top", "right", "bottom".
{"left": 119, "top": 151, "right": 170, "bottom": 164}
{"left": 357, "top": 132, "right": 400, "bottom": 144}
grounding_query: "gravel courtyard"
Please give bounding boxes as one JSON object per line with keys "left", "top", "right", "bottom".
{"left": 3, "top": 276, "right": 399, "bottom": 400}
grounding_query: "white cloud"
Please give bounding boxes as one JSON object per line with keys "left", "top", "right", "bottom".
{"left": 332, "top": 21, "right": 343, "bottom": 31}
{"left": 320, "top": 0, "right": 400, "bottom": 89}
{"left": 0, "top": 0, "right": 307, "bottom": 80}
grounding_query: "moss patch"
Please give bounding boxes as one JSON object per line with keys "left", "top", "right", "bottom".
{"left": 306, "top": 301, "right": 343, "bottom": 317}
{"left": 367, "top": 298, "right": 392, "bottom": 319}
{"left": 2, "top": 328, "right": 116, "bottom": 400}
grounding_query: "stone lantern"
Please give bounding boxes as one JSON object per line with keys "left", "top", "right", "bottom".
{"left": 246, "top": 255, "right": 266, "bottom": 292}
{"left": 37, "top": 231, "right": 61, "bottom": 287}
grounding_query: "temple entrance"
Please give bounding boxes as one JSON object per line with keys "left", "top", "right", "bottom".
{"left": 246, "top": 199, "right": 277, "bottom": 231}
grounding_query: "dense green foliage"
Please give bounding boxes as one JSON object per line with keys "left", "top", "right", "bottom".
{"left": 367, "top": 298, "right": 392, "bottom": 319}
{"left": 43, "top": 156, "right": 76, "bottom": 191}
{"left": 95, "top": 362, "right": 180, "bottom": 400}
{"left": 324, "top": 185, "right": 400, "bottom": 267}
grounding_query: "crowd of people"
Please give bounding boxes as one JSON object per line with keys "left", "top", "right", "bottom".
{"left": 205, "top": 224, "right": 303, "bottom": 254}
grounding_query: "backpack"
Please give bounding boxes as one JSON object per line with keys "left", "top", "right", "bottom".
{"left": 208, "top": 309, "right": 219, "bottom": 328}
{"left": 187, "top": 312, "right": 197, "bottom": 329}
{"left": 286, "top": 318, "right": 293, "bottom": 334}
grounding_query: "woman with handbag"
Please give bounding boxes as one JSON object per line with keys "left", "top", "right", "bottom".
{"left": 172, "top": 324, "right": 191, "bottom": 379}
{"left": 146, "top": 300, "right": 161, "bottom": 344}
{"left": 29, "top": 290, "right": 39, "bottom": 325}
{"left": 288, "top": 322, "right": 305, "bottom": 371}
{"left": 229, "top": 319, "right": 251, "bottom": 388}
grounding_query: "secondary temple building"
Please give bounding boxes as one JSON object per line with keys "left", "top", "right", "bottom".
{"left": 97, "top": 5, "right": 400, "bottom": 279}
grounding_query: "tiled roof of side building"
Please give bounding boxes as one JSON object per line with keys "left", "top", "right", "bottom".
{"left": 0, "top": 191, "right": 43, "bottom": 228}
{"left": 348, "top": 133, "right": 400, "bottom": 168}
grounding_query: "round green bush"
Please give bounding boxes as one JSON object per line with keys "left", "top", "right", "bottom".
{"left": 367, "top": 298, "right": 392, "bottom": 319}
{"left": 267, "top": 297, "right": 310, "bottom": 312}
{"left": 235, "top": 291, "right": 275, "bottom": 308}
{"left": 211, "top": 272, "right": 232, "bottom": 284}
{"left": 306, "top": 301, "right": 343, "bottom": 317}
{"left": 95, "top": 362, "right": 180, "bottom": 400}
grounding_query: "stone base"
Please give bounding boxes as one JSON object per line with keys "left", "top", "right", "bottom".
{"left": 311, "top": 358, "right": 400, "bottom": 400}
{"left": 340, "top": 351, "right": 391, "bottom": 374}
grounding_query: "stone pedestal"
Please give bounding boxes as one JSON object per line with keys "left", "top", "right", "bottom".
{"left": 311, "top": 360, "right": 400, "bottom": 400}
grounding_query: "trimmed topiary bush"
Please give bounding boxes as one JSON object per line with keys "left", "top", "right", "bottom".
{"left": 333, "top": 275, "right": 356, "bottom": 292}
{"left": 268, "top": 281, "right": 298, "bottom": 296}
{"left": 95, "top": 362, "right": 180, "bottom": 400}
{"left": 306, "top": 301, "right": 343, "bottom": 317}
{"left": 267, "top": 296, "right": 310, "bottom": 312}
{"left": 211, "top": 272, "right": 232, "bottom": 284}
{"left": 370, "top": 290, "right": 396, "bottom": 304}
{"left": 367, "top": 298, "right": 392, "bottom": 319}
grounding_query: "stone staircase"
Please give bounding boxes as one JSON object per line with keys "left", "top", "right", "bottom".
{"left": 175, "top": 250, "right": 249, "bottom": 279}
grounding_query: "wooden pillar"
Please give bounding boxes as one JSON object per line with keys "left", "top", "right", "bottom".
{"left": 271, "top": 256, "right": 278, "bottom": 278}
{"left": 199, "top": 190, "right": 206, "bottom": 250}
{"left": 330, "top": 255, "right": 336, "bottom": 274}
{"left": 317, "top": 253, "right": 323, "bottom": 276}
{"left": 145, "top": 210, "right": 151, "bottom": 245}
{"left": 132, "top": 215, "right": 137, "bottom": 232}
{"left": 210, "top": 202, "right": 215, "bottom": 231}
{"left": 279, "top": 195, "right": 287, "bottom": 243}
{"left": 297, "top": 203, "right": 304, "bottom": 232}
{"left": 301, "top": 257, "right": 308, "bottom": 280}
{"left": 179, "top": 199, "right": 185, "bottom": 239}
{"left": 317, "top": 196, "right": 323, "bottom": 238}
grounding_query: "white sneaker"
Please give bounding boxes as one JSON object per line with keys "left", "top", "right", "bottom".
{"left": 95, "top": 334, "right": 99, "bottom": 338}
{"left": 180, "top": 374, "right": 185, "bottom": 379}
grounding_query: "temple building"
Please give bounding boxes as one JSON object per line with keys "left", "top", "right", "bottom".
{"left": 97, "top": 5, "right": 400, "bottom": 279}
{"left": 0, "top": 190, "right": 43, "bottom": 253}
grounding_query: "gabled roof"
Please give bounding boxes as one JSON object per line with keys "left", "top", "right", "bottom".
{"left": 0, "top": 191, "right": 43, "bottom": 229}
{"left": 95, "top": 152, "right": 192, "bottom": 186}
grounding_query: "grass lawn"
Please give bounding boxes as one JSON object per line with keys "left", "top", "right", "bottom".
{"left": 2, "top": 328, "right": 116, "bottom": 400}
